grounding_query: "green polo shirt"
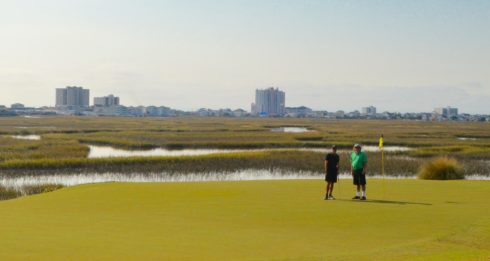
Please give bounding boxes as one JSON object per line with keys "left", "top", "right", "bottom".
{"left": 351, "top": 151, "right": 367, "bottom": 170}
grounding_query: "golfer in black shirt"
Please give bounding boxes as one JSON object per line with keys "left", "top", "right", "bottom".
{"left": 324, "top": 145, "right": 340, "bottom": 200}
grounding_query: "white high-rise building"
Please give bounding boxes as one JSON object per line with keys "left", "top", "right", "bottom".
{"left": 361, "top": 106, "right": 377, "bottom": 116}
{"left": 251, "top": 87, "right": 286, "bottom": 116}
{"left": 94, "top": 94, "right": 120, "bottom": 107}
{"left": 56, "top": 86, "right": 90, "bottom": 108}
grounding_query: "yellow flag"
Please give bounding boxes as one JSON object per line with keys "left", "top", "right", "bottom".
{"left": 379, "top": 136, "right": 384, "bottom": 148}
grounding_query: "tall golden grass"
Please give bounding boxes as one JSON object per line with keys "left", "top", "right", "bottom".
{"left": 418, "top": 157, "right": 465, "bottom": 180}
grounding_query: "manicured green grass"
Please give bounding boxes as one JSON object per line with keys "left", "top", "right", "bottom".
{"left": 0, "top": 180, "right": 488, "bottom": 260}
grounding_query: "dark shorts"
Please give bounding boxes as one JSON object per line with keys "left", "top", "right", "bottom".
{"left": 325, "top": 170, "right": 338, "bottom": 183}
{"left": 352, "top": 169, "right": 366, "bottom": 185}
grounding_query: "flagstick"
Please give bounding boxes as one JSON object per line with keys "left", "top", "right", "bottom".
{"left": 379, "top": 134, "right": 385, "bottom": 200}
{"left": 381, "top": 147, "right": 385, "bottom": 200}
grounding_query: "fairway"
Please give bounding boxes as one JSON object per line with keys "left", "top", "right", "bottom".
{"left": 0, "top": 180, "right": 489, "bottom": 260}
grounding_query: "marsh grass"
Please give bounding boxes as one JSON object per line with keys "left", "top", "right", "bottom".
{"left": 54, "top": 120, "right": 490, "bottom": 154}
{"left": 0, "top": 184, "right": 64, "bottom": 200}
{"left": 0, "top": 117, "right": 489, "bottom": 176}
{"left": 0, "top": 186, "right": 19, "bottom": 200}
{"left": 0, "top": 150, "right": 422, "bottom": 176}
{"left": 21, "top": 184, "right": 64, "bottom": 195}
{"left": 461, "top": 159, "right": 490, "bottom": 176}
{"left": 409, "top": 145, "right": 490, "bottom": 159}
{"left": 418, "top": 157, "right": 465, "bottom": 180}
{"left": 0, "top": 136, "right": 89, "bottom": 161}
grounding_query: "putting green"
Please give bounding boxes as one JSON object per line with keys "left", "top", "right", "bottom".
{"left": 0, "top": 179, "right": 488, "bottom": 260}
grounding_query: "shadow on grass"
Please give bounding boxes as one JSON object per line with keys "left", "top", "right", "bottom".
{"left": 336, "top": 199, "right": 432, "bottom": 206}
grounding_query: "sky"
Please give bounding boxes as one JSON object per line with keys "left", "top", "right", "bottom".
{"left": 0, "top": 0, "right": 489, "bottom": 113}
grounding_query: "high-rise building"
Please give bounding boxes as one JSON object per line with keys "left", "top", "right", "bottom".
{"left": 251, "top": 87, "right": 286, "bottom": 116}
{"left": 56, "top": 86, "right": 90, "bottom": 108}
{"left": 10, "top": 103, "right": 25, "bottom": 109}
{"left": 434, "top": 106, "right": 458, "bottom": 119}
{"left": 94, "top": 94, "right": 120, "bottom": 107}
{"left": 361, "top": 106, "right": 377, "bottom": 116}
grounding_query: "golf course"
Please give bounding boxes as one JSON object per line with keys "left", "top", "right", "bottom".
{"left": 3, "top": 0, "right": 489, "bottom": 259}
{"left": 0, "top": 179, "right": 488, "bottom": 260}
{"left": 0, "top": 117, "right": 489, "bottom": 260}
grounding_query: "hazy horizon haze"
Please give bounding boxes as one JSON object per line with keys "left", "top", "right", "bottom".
{"left": 1, "top": 0, "right": 489, "bottom": 113}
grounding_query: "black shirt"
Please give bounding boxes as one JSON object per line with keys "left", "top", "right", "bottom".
{"left": 325, "top": 153, "right": 340, "bottom": 173}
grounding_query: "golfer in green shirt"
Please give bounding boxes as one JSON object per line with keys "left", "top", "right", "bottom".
{"left": 351, "top": 144, "right": 368, "bottom": 200}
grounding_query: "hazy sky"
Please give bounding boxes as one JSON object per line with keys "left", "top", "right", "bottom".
{"left": 1, "top": 0, "right": 489, "bottom": 113}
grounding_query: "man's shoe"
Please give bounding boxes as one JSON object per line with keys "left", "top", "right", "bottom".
{"left": 329, "top": 195, "right": 336, "bottom": 200}
{"left": 352, "top": 196, "right": 360, "bottom": 200}
{"left": 324, "top": 195, "right": 329, "bottom": 200}
{"left": 361, "top": 196, "right": 367, "bottom": 200}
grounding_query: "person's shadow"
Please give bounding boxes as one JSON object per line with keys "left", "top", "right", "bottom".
{"left": 338, "top": 199, "right": 432, "bottom": 206}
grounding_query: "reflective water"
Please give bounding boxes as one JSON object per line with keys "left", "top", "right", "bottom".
{"left": 88, "top": 145, "right": 412, "bottom": 158}
{"left": 464, "top": 175, "right": 490, "bottom": 180}
{"left": 10, "top": 135, "right": 41, "bottom": 140}
{"left": 88, "top": 145, "right": 249, "bottom": 158}
{"left": 1, "top": 169, "right": 487, "bottom": 191}
{"left": 0, "top": 170, "right": 317, "bottom": 188}
{"left": 270, "top": 127, "right": 311, "bottom": 133}
{"left": 361, "top": 146, "right": 411, "bottom": 152}
{"left": 15, "top": 126, "right": 56, "bottom": 129}
{"left": 457, "top": 137, "right": 478, "bottom": 141}
{"left": 0, "top": 170, "right": 426, "bottom": 189}
{"left": 279, "top": 146, "right": 411, "bottom": 153}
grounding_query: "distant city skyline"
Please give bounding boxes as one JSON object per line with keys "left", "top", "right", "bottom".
{"left": 2, "top": 84, "right": 486, "bottom": 120}
{"left": 2, "top": 83, "right": 488, "bottom": 115}
{"left": 1, "top": 0, "right": 489, "bottom": 113}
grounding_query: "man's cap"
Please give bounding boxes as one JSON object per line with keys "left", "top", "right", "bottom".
{"left": 331, "top": 145, "right": 337, "bottom": 149}
{"left": 354, "top": 144, "right": 361, "bottom": 148}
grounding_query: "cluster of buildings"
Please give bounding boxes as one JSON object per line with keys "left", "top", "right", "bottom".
{"left": 285, "top": 106, "right": 486, "bottom": 122}
{"left": 94, "top": 94, "right": 120, "bottom": 107}
{"left": 0, "top": 86, "right": 488, "bottom": 121}
{"left": 53, "top": 87, "right": 181, "bottom": 117}
{"left": 51, "top": 86, "right": 255, "bottom": 117}
{"left": 0, "top": 103, "right": 55, "bottom": 117}
{"left": 246, "top": 88, "right": 482, "bottom": 121}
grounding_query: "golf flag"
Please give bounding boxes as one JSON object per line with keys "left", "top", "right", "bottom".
{"left": 380, "top": 134, "right": 385, "bottom": 199}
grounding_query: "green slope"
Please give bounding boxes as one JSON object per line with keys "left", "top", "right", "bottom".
{"left": 0, "top": 179, "right": 488, "bottom": 260}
